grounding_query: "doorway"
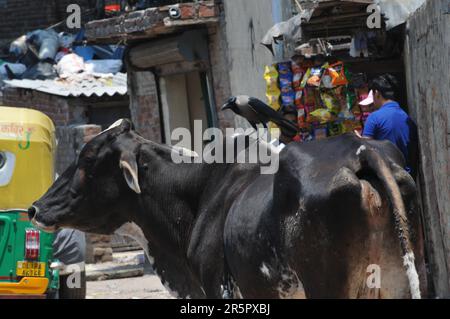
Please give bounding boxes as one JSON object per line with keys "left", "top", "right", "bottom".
{"left": 159, "top": 71, "right": 214, "bottom": 146}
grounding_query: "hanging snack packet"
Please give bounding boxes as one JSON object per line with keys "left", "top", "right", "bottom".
{"left": 278, "top": 62, "right": 295, "bottom": 108}
{"left": 327, "top": 62, "right": 348, "bottom": 87}
{"left": 297, "top": 107, "right": 309, "bottom": 129}
{"left": 278, "top": 62, "right": 292, "bottom": 75}
{"left": 320, "top": 90, "right": 341, "bottom": 114}
{"left": 328, "top": 121, "right": 342, "bottom": 136}
{"left": 306, "top": 67, "right": 323, "bottom": 87}
{"left": 309, "top": 108, "right": 335, "bottom": 124}
{"left": 264, "top": 65, "right": 281, "bottom": 110}
{"left": 300, "top": 68, "right": 311, "bottom": 88}
{"left": 291, "top": 62, "right": 305, "bottom": 89}
{"left": 294, "top": 90, "right": 304, "bottom": 107}
{"left": 281, "top": 91, "right": 295, "bottom": 107}
{"left": 313, "top": 125, "right": 328, "bottom": 140}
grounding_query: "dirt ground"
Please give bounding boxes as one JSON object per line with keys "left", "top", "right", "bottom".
{"left": 86, "top": 251, "right": 174, "bottom": 299}
{"left": 86, "top": 274, "right": 174, "bottom": 299}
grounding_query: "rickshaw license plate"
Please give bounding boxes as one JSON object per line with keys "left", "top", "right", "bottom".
{"left": 16, "top": 261, "right": 46, "bottom": 277}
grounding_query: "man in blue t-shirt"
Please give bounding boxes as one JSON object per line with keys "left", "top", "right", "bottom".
{"left": 362, "top": 74, "right": 418, "bottom": 174}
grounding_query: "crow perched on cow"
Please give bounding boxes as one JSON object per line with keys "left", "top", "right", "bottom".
{"left": 222, "top": 95, "right": 299, "bottom": 138}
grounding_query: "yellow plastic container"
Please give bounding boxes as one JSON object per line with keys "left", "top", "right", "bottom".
{"left": 0, "top": 106, "right": 56, "bottom": 210}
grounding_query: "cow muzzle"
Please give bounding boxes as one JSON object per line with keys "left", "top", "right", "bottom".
{"left": 28, "top": 205, "right": 58, "bottom": 233}
{"left": 28, "top": 205, "right": 38, "bottom": 220}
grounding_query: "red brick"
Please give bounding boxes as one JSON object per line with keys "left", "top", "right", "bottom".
{"left": 179, "top": 3, "right": 196, "bottom": 20}
{"left": 199, "top": 3, "right": 217, "bottom": 18}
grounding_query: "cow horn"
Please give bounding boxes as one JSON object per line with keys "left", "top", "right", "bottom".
{"left": 171, "top": 146, "right": 199, "bottom": 158}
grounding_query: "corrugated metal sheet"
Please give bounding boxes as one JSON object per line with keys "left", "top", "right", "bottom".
{"left": 4, "top": 73, "right": 127, "bottom": 98}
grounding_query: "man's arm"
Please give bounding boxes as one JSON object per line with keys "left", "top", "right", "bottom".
{"left": 362, "top": 113, "right": 377, "bottom": 139}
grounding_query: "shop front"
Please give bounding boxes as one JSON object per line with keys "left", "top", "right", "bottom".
{"left": 259, "top": 0, "right": 450, "bottom": 298}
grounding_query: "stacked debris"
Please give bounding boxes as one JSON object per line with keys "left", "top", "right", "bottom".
{"left": 0, "top": 28, "right": 125, "bottom": 89}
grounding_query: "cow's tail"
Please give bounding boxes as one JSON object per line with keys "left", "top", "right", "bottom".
{"left": 357, "top": 145, "right": 421, "bottom": 299}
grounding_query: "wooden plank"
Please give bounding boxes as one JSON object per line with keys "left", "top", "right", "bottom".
{"left": 305, "top": 12, "right": 369, "bottom": 24}
{"left": 153, "top": 60, "right": 209, "bottom": 77}
{"left": 130, "top": 37, "right": 185, "bottom": 68}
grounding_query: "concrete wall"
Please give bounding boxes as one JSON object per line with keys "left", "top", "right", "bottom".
{"left": 207, "top": 24, "right": 234, "bottom": 129}
{"left": 222, "top": 0, "right": 291, "bottom": 99}
{"left": 221, "top": 0, "right": 292, "bottom": 127}
{"left": 404, "top": 0, "right": 450, "bottom": 298}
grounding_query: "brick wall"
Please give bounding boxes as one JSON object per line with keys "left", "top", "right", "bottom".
{"left": 1, "top": 88, "right": 90, "bottom": 173}
{"left": 207, "top": 24, "right": 234, "bottom": 130}
{"left": 2, "top": 88, "right": 78, "bottom": 126}
{"left": 127, "top": 70, "right": 162, "bottom": 142}
{"left": 0, "top": 0, "right": 94, "bottom": 48}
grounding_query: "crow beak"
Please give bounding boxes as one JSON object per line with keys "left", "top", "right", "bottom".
{"left": 221, "top": 102, "right": 232, "bottom": 111}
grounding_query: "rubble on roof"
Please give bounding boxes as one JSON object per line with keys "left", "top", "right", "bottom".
{"left": 0, "top": 26, "right": 127, "bottom": 98}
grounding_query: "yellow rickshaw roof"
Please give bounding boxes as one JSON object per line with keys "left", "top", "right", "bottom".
{"left": 0, "top": 107, "right": 56, "bottom": 209}
{"left": 0, "top": 106, "right": 55, "bottom": 132}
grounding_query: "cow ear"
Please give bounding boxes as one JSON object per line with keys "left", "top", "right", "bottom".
{"left": 119, "top": 153, "right": 141, "bottom": 194}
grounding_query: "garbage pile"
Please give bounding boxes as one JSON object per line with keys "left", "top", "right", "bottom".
{"left": 0, "top": 28, "right": 125, "bottom": 88}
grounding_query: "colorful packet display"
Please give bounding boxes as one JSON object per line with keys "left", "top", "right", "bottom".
{"left": 262, "top": 59, "right": 374, "bottom": 142}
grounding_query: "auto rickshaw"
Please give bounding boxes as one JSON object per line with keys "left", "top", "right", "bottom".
{"left": 0, "top": 106, "right": 59, "bottom": 298}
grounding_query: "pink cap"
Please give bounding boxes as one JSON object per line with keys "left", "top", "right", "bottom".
{"left": 359, "top": 90, "right": 374, "bottom": 106}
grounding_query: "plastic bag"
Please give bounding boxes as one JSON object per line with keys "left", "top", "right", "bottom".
{"left": 74, "top": 46, "right": 96, "bottom": 61}
{"left": 21, "top": 62, "right": 57, "bottom": 80}
{"left": 56, "top": 53, "right": 85, "bottom": 76}
{"left": 9, "top": 35, "right": 28, "bottom": 57}
{"left": 27, "top": 29, "right": 60, "bottom": 60}
{"left": 0, "top": 62, "right": 27, "bottom": 76}
{"left": 85, "top": 59, "right": 123, "bottom": 74}
{"left": 59, "top": 32, "right": 76, "bottom": 49}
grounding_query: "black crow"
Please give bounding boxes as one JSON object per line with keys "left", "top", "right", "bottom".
{"left": 222, "top": 95, "right": 299, "bottom": 137}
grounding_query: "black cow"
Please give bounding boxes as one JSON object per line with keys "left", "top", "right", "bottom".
{"left": 29, "top": 119, "right": 427, "bottom": 298}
